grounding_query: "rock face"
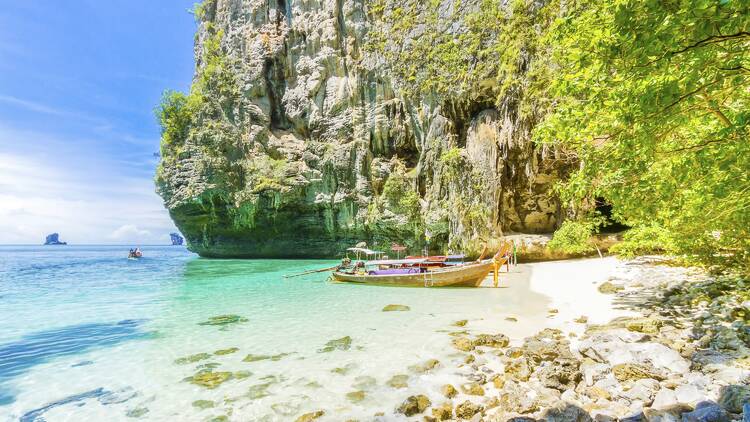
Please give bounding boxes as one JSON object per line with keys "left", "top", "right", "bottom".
{"left": 156, "top": 0, "right": 571, "bottom": 258}
{"left": 170, "top": 232, "right": 184, "bottom": 245}
{"left": 44, "top": 233, "right": 67, "bottom": 245}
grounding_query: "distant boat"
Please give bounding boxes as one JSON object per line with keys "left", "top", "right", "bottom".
{"left": 128, "top": 248, "right": 143, "bottom": 259}
{"left": 44, "top": 233, "right": 67, "bottom": 245}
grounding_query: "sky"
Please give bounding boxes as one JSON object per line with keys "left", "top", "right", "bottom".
{"left": 0, "top": 1, "right": 197, "bottom": 244}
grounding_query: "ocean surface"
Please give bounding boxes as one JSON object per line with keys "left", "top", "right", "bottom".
{"left": 0, "top": 245, "right": 619, "bottom": 421}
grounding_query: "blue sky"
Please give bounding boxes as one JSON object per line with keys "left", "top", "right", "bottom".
{"left": 0, "top": 1, "right": 196, "bottom": 244}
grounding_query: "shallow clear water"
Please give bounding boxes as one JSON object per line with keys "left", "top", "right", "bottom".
{"left": 0, "top": 245, "right": 616, "bottom": 421}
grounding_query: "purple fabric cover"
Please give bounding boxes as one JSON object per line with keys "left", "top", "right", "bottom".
{"left": 368, "top": 268, "right": 421, "bottom": 275}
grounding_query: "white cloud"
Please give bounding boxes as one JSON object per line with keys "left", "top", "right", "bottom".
{"left": 110, "top": 224, "right": 152, "bottom": 240}
{"left": 0, "top": 124, "right": 177, "bottom": 244}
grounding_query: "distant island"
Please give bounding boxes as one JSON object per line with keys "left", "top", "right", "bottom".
{"left": 44, "top": 233, "right": 67, "bottom": 245}
{"left": 170, "top": 233, "right": 184, "bottom": 246}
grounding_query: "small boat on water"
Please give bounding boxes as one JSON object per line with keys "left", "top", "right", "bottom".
{"left": 331, "top": 244, "right": 510, "bottom": 288}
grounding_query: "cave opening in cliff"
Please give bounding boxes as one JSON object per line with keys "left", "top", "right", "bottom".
{"left": 595, "top": 197, "right": 629, "bottom": 233}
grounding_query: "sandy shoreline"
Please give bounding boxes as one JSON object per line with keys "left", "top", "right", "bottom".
{"left": 354, "top": 256, "right": 750, "bottom": 422}
{"left": 468, "top": 257, "right": 638, "bottom": 345}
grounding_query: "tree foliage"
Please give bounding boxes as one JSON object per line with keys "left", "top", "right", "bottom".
{"left": 537, "top": 0, "right": 750, "bottom": 273}
{"left": 547, "top": 220, "right": 598, "bottom": 254}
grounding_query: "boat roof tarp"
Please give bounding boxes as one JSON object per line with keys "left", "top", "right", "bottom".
{"left": 366, "top": 258, "right": 428, "bottom": 266}
{"left": 346, "top": 247, "right": 382, "bottom": 255}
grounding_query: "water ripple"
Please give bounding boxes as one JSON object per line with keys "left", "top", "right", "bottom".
{"left": 0, "top": 319, "right": 148, "bottom": 405}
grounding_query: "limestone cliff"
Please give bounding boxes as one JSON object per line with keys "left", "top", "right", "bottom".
{"left": 156, "top": 0, "right": 571, "bottom": 258}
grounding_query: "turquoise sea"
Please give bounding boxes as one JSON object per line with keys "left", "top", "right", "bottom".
{"left": 0, "top": 245, "right": 608, "bottom": 421}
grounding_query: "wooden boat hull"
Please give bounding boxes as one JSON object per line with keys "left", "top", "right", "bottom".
{"left": 331, "top": 260, "right": 494, "bottom": 287}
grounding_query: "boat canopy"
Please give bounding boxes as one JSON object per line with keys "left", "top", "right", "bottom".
{"left": 366, "top": 258, "right": 428, "bottom": 266}
{"left": 346, "top": 247, "right": 382, "bottom": 255}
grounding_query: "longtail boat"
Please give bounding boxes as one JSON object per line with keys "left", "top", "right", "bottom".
{"left": 331, "top": 244, "right": 510, "bottom": 288}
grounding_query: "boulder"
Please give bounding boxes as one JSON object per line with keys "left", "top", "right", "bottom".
{"left": 674, "top": 385, "right": 705, "bottom": 407}
{"left": 613, "top": 363, "right": 665, "bottom": 382}
{"left": 652, "top": 389, "right": 679, "bottom": 410}
{"left": 643, "top": 404, "right": 693, "bottom": 422}
{"left": 461, "top": 382, "right": 485, "bottom": 396}
{"left": 504, "top": 357, "right": 531, "bottom": 381}
{"left": 473, "top": 333, "right": 510, "bottom": 348}
{"left": 536, "top": 358, "right": 582, "bottom": 391}
{"left": 681, "top": 401, "right": 729, "bottom": 422}
{"left": 396, "top": 395, "right": 431, "bottom": 416}
{"left": 453, "top": 337, "right": 475, "bottom": 352}
{"left": 455, "top": 401, "right": 484, "bottom": 419}
{"left": 541, "top": 402, "right": 593, "bottom": 422}
{"left": 718, "top": 385, "right": 750, "bottom": 414}
{"left": 431, "top": 403, "right": 454, "bottom": 421}
{"left": 499, "top": 381, "right": 542, "bottom": 414}
{"left": 441, "top": 384, "right": 457, "bottom": 399}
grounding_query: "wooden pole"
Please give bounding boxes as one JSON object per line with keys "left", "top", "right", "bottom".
{"left": 283, "top": 265, "right": 338, "bottom": 279}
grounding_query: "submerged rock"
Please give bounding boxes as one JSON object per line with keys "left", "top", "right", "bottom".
{"left": 396, "top": 395, "right": 431, "bottom": 416}
{"left": 295, "top": 410, "right": 325, "bottom": 422}
{"left": 190, "top": 371, "right": 232, "bottom": 389}
{"left": 174, "top": 353, "right": 211, "bottom": 365}
{"left": 352, "top": 376, "right": 377, "bottom": 390}
{"left": 246, "top": 382, "right": 272, "bottom": 399}
{"left": 233, "top": 370, "right": 252, "bottom": 379}
{"left": 198, "top": 315, "right": 248, "bottom": 327}
{"left": 213, "top": 347, "right": 239, "bottom": 356}
{"left": 318, "top": 336, "right": 352, "bottom": 353}
{"left": 346, "top": 390, "right": 366, "bottom": 403}
{"left": 243, "top": 353, "right": 289, "bottom": 362}
{"left": 387, "top": 374, "right": 409, "bottom": 389}
{"left": 454, "top": 319, "right": 468, "bottom": 327}
{"left": 331, "top": 363, "right": 357, "bottom": 375}
{"left": 408, "top": 359, "right": 440, "bottom": 374}
{"left": 192, "top": 400, "right": 215, "bottom": 409}
{"left": 125, "top": 407, "right": 149, "bottom": 418}
{"left": 382, "top": 304, "right": 410, "bottom": 312}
